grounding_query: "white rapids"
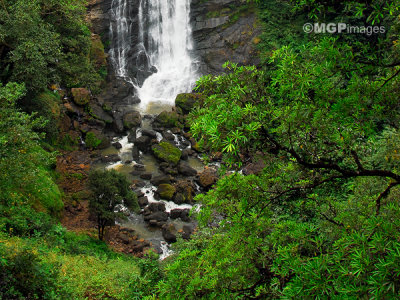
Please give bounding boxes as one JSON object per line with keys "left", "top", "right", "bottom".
{"left": 136, "top": 0, "right": 199, "bottom": 108}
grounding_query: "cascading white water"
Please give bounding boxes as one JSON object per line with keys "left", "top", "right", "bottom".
{"left": 109, "top": 0, "right": 132, "bottom": 80}
{"left": 136, "top": 0, "right": 198, "bottom": 108}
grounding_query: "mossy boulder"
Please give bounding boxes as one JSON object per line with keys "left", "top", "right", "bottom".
{"left": 123, "top": 111, "right": 142, "bottom": 129}
{"left": 71, "top": 88, "right": 91, "bottom": 106}
{"left": 85, "top": 131, "right": 109, "bottom": 149}
{"left": 153, "top": 111, "right": 182, "bottom": 128}
{"left": 175, "top": 93, "right": 203, "bottom": 114}
{"left": 89, "top": 103, "right": 113, "bottom": 124}
{"left": 152, "top": 141, "right": 182, "bottom": 165}
{"left": 157, "top": 184, "right": 176, "bottom": 200}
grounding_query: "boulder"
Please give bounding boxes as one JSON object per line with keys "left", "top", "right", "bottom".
{"left": 162, "top": 224, "right": 177, "bottom": 243}
{"left": 242, "top": 159, "right": 266, "bottom": 175}
{"left": 138, "top": 196, "right": 149, "bottom": 208}
{"left": 150, "top": 175, "right": 172, "bottom": 186}
{"left": 113, "top": 142, "right": 122, "bottom": 149}
{"left": 89, "top": 103, "right": 113, "bottom": 124}
{"left": 141, "top": 129, "right": 158, "bottom": 139}
{"left": 71, "top": 88, "right": 91, "bottom": 106}
{"left": 151, "top": 141, "right": 182, "bottom": 165}
{"left": 170, "top": 208, "right": 191, "bottom": 222}
{"left": 178, "top": 161, "right": 198, "bottom": 176}
{"left": 112, "top": 111, "right": 125, "bottom": 133}
{"left": 123, "top": 111, "right": 142, "bottom": 129}
{"left": 132, "top": 146, "right": 140, "bottom": 161}
{"left": 181, "top": 225, "right": 193, "bottom": 240}
{"left": 157, "top": 184, "right": 176, "bottom": 200}
{"left": 135, "top": 135, "right": 151, "bottom": 153}
{"left": 198, "top": 167, "right": 218, "bottom": 188}
{"left": 175, "top": 93, "right": 203, "bottom": 114}
{"left": 144, "top": 211, "right": 169, "bottom": 224}
{"left": 173, "top": 180, "right": 195, "bottom": 204}
{"left": 153, "top": 111, "right": 182, "bottom": 129}
{"left": 140, "top": 173, "right": 152, "bottom": 180}
{"left": 100, "top": 154, "right": 120, "bottom": 163}
{"left": 147, "top": 202, "right": 166, "bottom": 212}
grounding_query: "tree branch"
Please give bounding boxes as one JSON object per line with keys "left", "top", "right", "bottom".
{"left": 376, "top": 181, "right": 399, "bottom": 216}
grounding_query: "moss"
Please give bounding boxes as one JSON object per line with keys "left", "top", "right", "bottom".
{"left": 85, "top": 132, "right": 102, "bottom": 149}
{"left": 31, "top": 167, "right": 64, "bottom": 217}
{"left": 30, "top": 90, "right": 61, "bottom": 143}
{"left": 157, "top": 184, "right": 176, "bottom": 200}
{"left": 154, "top": 111, "right": 182, "bottom": 128}
{"left": 152, "top": 141, "right": 182, "bottom": 165}
{"left": 175, "top": 93, "right": 204, "bottom": 114}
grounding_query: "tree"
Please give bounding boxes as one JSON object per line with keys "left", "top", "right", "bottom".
{"left": 88, "top": 170, "right": 138, "bottom": 240}
{"left": 160, "top": 4, "right": 400, "bottom": 295}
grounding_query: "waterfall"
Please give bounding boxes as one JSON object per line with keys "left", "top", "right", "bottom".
{"left": 109, "top": 0, "right": 198, "bottom": 110}
{"left": 136, "top": 0, "right": 198, "bottom": 108}
{"left": 109, "top": 0, "right": 132, "bottom": 81}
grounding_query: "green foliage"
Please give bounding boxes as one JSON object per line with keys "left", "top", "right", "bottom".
{"left": 163, "top": 2, "right": 400, "bottom": 297}
{"left": 88, "top": 170, "right": 139, "bottom": 240}
{"left": 85, "top": 132, "right": 102, "bottom": 149}
{"left": 152, "top": 141, "right": 182, "bottom": 165}
{"left": 0, "top": 83, "right": 63, "bottom": 234}
{"left": 0, "top": 0, "right": 101, "bottom": 93}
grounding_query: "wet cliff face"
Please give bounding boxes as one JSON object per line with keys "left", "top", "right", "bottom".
{"left": 191, "top": 0, "right": 262, "bottom": 75}
{"left": 87, "top": 0, "right": 262, "bottom": 93}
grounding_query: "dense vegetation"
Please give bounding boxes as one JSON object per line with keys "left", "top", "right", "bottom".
{"left": 1, "top": 0, "right": 400, "bottom": 298}
{"left": 158, "top": 0, "right": 400, "bottom": 298}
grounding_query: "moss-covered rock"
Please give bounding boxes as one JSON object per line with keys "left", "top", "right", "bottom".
{"left": 71, "top": 88, "right": 91, "bottom": 106}
{"left": 152, "top": 141, "right": 182, "bottom": 165}
{"left": 85, "top": 131, "right": 109, "bottom": 149}
{"left": 123, "top": 111, "right": 142, "bottom": 129}
{"left": 153, "top": 111, "right": 182, "bottom": 128}
{"left": 157, "top": 184, "right": 176, "bottom": 200}
{"left": 175, "top": 93, "right": 204, "bottom": 114}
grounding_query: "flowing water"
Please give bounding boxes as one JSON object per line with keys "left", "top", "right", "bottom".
{"left": 108, "top": 0, "right": 200, "bottom": 259}
{"left": 136, "top": 0, "right": 199, "bottom": 109}
{"left": 109, "top": 0, "right": 133, "bottom": 82}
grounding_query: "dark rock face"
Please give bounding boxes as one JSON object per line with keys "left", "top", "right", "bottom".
{"left": 123, "top": 111, "right": 142, "bottom": 129}
{"left": 191, "top": 0, "right": 262, "bottom": 75}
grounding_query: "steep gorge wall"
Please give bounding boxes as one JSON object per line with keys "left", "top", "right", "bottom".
{"left": 191, "top": 0, "right": 261, "bottom": 74}
{"left": 86, "top": 0, "right": 262, "bottom": 87}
